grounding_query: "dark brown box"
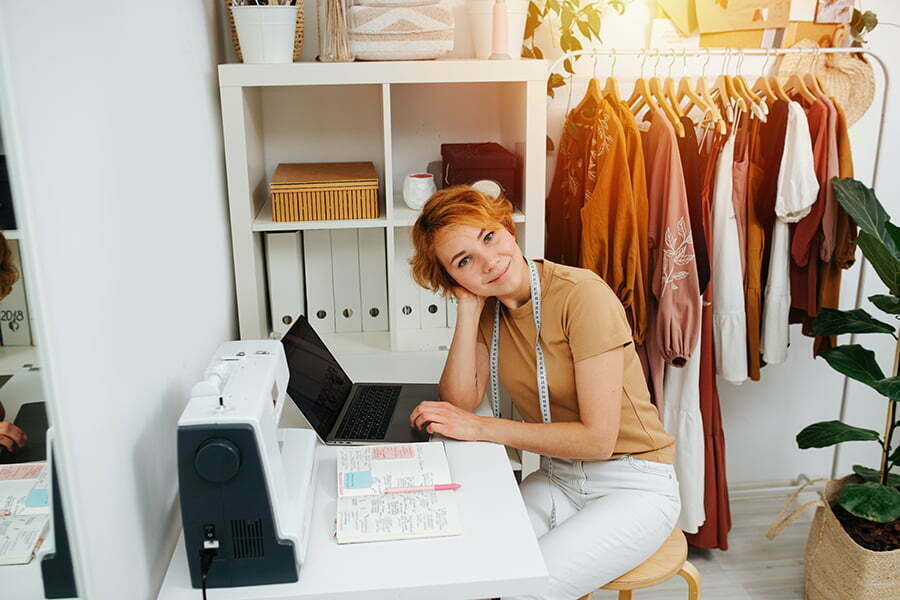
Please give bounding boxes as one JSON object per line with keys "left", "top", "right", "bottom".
{"left": 440, "top": 142, "right": 519, "bottom": 207}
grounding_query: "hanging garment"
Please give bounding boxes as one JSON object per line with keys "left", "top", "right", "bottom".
{"left": 818, "top": 96, "right": 840, "bottom": 263}
{"left": 711, "top": 118, "right": 748, "bottom": 385}
{"left": 641, "top": 109, "right": 702, "bottom": 414}
{"left": 731, "top": 116, "right": 751, "bottom": 278}
{"left": 686, "top": 130, "right": 731, "bottom": 551}
{"left": 578, "top": 88, "right": 647, "bottom": 344}
{"left": 761, "top": 102, "right": 819, "bottom": 364}
{"left": 813, "top": 100, "right": 857, "bottom": 356}
{"left": 678, "top": 116, "right": 711, "bottom": 295}
{"left": 789, "top": 98, "right": 830, "bottom": 321}
{"left": 610, "top": 97, "right": 651, "bottom": 315}
{"left": 546, "top": 88, "right": 604, "bottom": 268}
{"left": 663, "top": 334, "right": 705, "bottom": 534}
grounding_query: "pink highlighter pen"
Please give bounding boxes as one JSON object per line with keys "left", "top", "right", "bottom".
{"left": 384, "top": 483, "right": 462, "bottom": 494}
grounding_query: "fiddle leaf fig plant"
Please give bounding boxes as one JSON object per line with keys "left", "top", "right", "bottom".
{"left": 798, "top": 177, "right": 900, "bottom": 524}
{"left": 521, "top": 0, "right": 630, "bottom": 98}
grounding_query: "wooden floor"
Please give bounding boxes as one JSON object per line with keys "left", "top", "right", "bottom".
{"left": 589, "top": 490, "right": 818, "bottom": 600}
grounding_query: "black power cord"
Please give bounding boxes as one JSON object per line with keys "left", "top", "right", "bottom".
{"left": 200, "top": 544, "right": 218, "bottom": 600}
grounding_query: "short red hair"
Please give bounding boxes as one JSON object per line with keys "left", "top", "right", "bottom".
{"left": 409, "top": 185, "right": 515, "bottom": 297}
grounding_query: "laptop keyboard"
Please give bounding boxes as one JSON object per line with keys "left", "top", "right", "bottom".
{"left": 335, "top": 385, "right": 402, "bottom": 440}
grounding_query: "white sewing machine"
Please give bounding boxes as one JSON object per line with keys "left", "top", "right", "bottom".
{"left": 177, "top": 340, "right": 318, "bottom": 589}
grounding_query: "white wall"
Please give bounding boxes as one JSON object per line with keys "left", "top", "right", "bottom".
{"left": 0, "top": 2, "right": 235, "bottom": 599}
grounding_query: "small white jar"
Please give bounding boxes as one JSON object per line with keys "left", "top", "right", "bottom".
{"left": 402, "top": 173, "right": 437, "bottom": 210}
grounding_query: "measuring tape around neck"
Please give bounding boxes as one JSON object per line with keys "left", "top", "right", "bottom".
{"left": 489, "top": 258, "right": 557, "bottom": 528}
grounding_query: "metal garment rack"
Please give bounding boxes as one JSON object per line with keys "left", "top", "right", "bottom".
{"left": 548, "top": 47, "right": 891, "bottom": 488}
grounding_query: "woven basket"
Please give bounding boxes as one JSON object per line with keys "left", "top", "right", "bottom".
{"left": 805, "top": 476, "right": 900, "bottom": 600}
{"left": 225, "top": 1, "right": 305, "bottom": 63}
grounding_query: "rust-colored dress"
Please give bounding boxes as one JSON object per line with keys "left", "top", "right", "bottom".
{"left": 678, "top": 116, "right": 710, "bottom": 294}
{"left": 813, "top": 101, "right": 857, "bottom": 355}
{"left": 686, "top": 130, "right": 732, "bottom": 551}
{"left": 789, "top": 98, "right": 830, "bottom": 322}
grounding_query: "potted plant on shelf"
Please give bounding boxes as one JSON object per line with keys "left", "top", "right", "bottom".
{"left": 521, "top": 0, "right": 629, "bottom": 97}
{"left": 787, "top": 177, "right": 899, "bottom": 599}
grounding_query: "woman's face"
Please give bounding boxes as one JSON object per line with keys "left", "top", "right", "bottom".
{"left": 432, "top": 223, "right": 525, "bottom": 298}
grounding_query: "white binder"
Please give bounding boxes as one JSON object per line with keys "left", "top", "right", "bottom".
{"left": 446, "top": 295, "right": 457, "bottom": 328}
{"left": 0, "top": 240, "right": 31, "bottom": 346}
{"left": 419, "top": 287, "right": 447, "bottom": 329}
{"left": 265, "top": 232, "right": 305, "bottom": 338}
{"left": 303, "top": 230, "right": 335, "bottom": 334}
{"left": 393, "top": 229, "right": 420, "bottom": 329}
{"left": 330, "top": 229, "right": 363, "bottom": 333}
{"left": 357, "top": 228, "right": 389, "bottom": 331}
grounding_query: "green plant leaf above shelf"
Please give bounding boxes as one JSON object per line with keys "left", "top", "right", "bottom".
{"left": 821, "top": 344, "right": 886, "bottom": 387}
{"left": 811, "top": 308, "right": 896, "bottom": 337}
{"left": 839, "top": 482, "right": 900, "bottom": 523}
{"left": 797, "top": 421, "right": 881, "bottom": 449}
{"left": 852, "top": 464, "right": 900, "bottom": 488}
{"left": 858, "top": 231, "right": 900, "bottom": 296}
{"left": 869, "top": 294, "right": 900, "bottom": 315}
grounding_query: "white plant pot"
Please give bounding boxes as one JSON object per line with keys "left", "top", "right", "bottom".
{"left": 232, "top": 6, "right": 298, "bottom": 64}
{"left": 402, "top": 173, "right": 437, "bottom": 210}
{"left": 467, "top": 0, "right": 528, "bottom": 60}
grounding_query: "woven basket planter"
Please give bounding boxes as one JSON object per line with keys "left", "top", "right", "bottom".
{"left": 805, "top": 476, "right": 900, "bottom": 600}
{"left": 224, "top": 1, "right": 305, "bottom": 62}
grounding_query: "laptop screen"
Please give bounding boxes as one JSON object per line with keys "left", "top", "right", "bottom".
{"left": 280, "top": 316, "right": 353, "bottom": 439}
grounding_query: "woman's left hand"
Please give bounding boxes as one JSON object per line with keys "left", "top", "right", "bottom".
{"left": 409, "top": 401, "right": 486, "bottom": 441}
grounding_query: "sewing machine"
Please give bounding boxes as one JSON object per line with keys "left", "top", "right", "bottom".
{"left": 177, "top": 340, "right": 318, "bottom": 589}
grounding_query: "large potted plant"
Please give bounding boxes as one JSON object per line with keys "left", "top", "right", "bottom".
{"left": 793, "top": 177, "right": 899, "bottom": 599}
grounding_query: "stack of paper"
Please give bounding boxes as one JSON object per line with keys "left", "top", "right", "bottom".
{"left": 335, "top": 442, "right": 461, "bottom": 544}
{"left": 0, "top": 462, "right": 50, "bottom": 564}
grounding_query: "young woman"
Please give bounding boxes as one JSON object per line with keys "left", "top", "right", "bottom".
{"left": 0, "top": 231, "right": 25, "bottom": 453}
{"left": 407, "top": 186, "right": 680, "bottom": 600}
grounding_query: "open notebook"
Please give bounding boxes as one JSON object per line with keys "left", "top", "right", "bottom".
{"left": 335, "top": 442, "right": 462, "bottom": 544}
{"left": 0, "top": 462, "right": 50, "bottom": 564}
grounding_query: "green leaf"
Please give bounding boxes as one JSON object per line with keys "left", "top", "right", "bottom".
{"left": 872, "top": 376, "right": 900, "bottom": 402}
{"left": 811, "top": 308, "right": 896, "bottom": 337}
{"left": 561, "top": 7, "right": 574, "bottom": 30}
{"left": 869, "top": 294, "right": 900, "bottom": 315}
{"left": 524, "top": 16, "right": 541, "bottom": 39}
{"left": 838, "top": 482, "right": 900, "bottom": 523}
{"left": 532, "top": 45, "right": 544, "bottom": 59}
{"left": 852, "top": 465, "right": 900, "bottom": 487}
{"left": 563, "top": 58, "right": 574, "bottom": 74}
{"left": 821, "top": 344, "right": 886, "bottom": 387}
{"left": 858, "top": 231, "right": 900, "bottom": 296}
{"left": 576, "top": 19, "right": 591, "bottom": 39}
{"left": 546, "top": 0, "right": 560, "bottom": 14}
{"left": 568, "top": 35, "right": 582, "bottom": 51}
{"left": 527, "top": 0, "right": 541, "bottom": 19}
{"left": 832, "top": 178, "right": 897, "bottom": 254}
{"left": 797, "top": 421, "right": 881, "bottom": 449}
{"left": 521, "top": 45, "right": 535, "bottom": 59}
{"left": 587, "top": 11, "right": 601, "bottom": 36}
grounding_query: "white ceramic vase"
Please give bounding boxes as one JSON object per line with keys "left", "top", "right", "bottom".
{"left": 402, "top": 173, "right": 436, "bottom": 210}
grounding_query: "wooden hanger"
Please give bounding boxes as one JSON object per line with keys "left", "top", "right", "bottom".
{"left": 648, "top": 51, "right": 685, "bottom": 136}
{"left": 691, "top": 51, "right": 727, "bottom": 134}
{"left": 628, "top": 52, "right": 661, "bottom": 115}
{"left": 603, "top": 49, "right": 621, "bottom": 103}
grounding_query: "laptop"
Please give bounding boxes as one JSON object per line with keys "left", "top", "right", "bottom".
{"left": 281, "top": 315, "right": 436, "bottom": 445}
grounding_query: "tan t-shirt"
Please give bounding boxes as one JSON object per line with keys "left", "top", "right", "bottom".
{"left": 477, "top": 259, "right": 675, "bottom": 464}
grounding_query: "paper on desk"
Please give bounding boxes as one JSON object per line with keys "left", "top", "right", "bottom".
{"left": 336, "top": 490, "right": 462, "bottom": 544}
{"left": 0, "top": 514, "right": 49, "bottom": 565}
{"left": 337, "top": 442, "right": 453, "bottom": 497}
{"left": 0, "top": 463, "right": 48, "bottom": 517}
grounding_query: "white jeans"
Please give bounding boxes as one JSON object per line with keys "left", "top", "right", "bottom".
{"left": 504, "top": 455, "right": 682, "bottom": 600}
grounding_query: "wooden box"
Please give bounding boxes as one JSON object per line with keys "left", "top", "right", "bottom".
{"left": 269, "top": 162, "right": 380, "bottom": 222}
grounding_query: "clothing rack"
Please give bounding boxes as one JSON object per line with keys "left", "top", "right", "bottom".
{"left": 548, "top": 47, "right": 891, "bottom": 485}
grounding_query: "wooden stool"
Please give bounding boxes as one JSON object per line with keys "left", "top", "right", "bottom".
{"left": 579, "top": 529, "right": 701, "bottom": 600}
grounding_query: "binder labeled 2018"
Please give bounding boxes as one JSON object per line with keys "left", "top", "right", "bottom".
{"left": 264, "top": 232, "right": 305, "bottom": 338}
{"left": 357, "top": 228, "right": 388, "bottom": 331}
{"left": 419, "top": 288, "right": 447, "bottom": 329}
{"left": 393, "top": 230, "right": 420, "bottom": 329}
{"left": 0, "top": 240, "right": 31, "bottom": 346}
{"left": 303, "top": 230, "right": 335, "bottom": 334}
{"left": 330, "top": 229, "right": 363, "bottom": 333}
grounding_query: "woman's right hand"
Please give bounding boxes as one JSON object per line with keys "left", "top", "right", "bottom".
{"left": 0, "top": 421, "right": 26, "bottom": 453}
{"left": 451, "top": 286, "right": 487, "bottom": 313}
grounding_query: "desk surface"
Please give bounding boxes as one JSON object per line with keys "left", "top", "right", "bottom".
{"left": 157, "top": 440, "right": 547, "bottom": 600}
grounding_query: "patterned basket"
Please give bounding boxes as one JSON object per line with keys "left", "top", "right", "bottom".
{"left": 224, "top": 1, "right": 305, "bottom": 62}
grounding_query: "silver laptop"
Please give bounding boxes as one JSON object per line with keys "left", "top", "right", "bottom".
{"left": 281, "top": 315, "right": 435, "bottom": 445}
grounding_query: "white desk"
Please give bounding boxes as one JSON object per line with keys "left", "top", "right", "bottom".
{"left": 157, "top": 439, "right": 548, "bottom": 600}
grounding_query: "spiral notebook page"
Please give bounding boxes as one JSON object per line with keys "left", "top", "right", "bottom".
{"left": 335, "top": 442, "right": 461, "bottom": 544}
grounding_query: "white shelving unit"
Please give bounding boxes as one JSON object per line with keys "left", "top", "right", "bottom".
{"left": 218, "top": 59, "right": 548, "bottom": 367}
